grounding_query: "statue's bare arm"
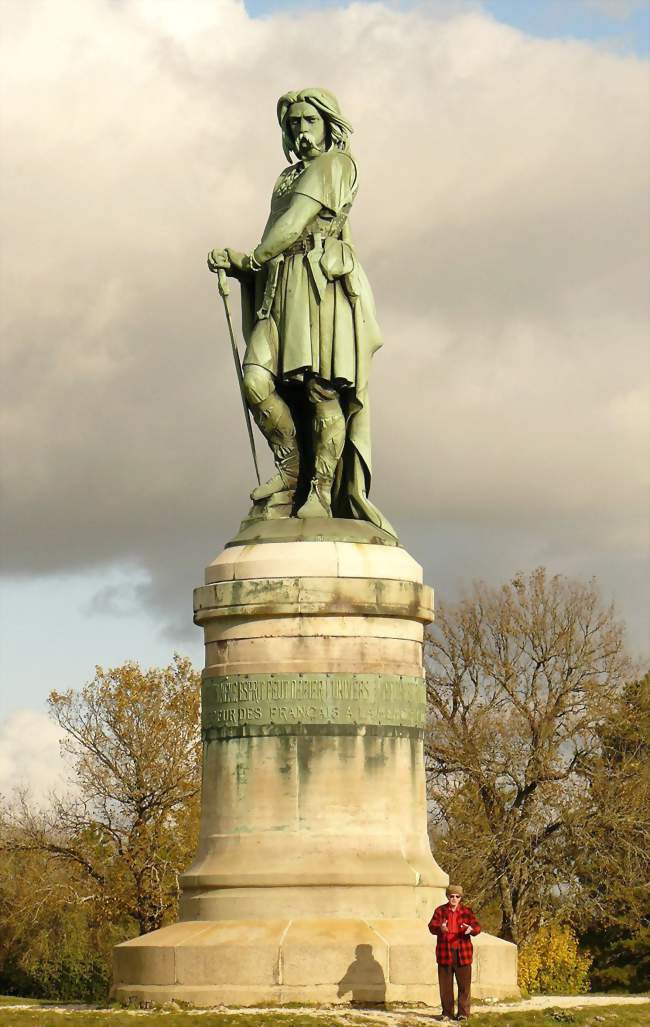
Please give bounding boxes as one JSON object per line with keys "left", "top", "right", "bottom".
{"left": 255, "top": 194, "right": 321, "bottom": 262}
{"left": 208, "top": 193, "right": 322, "bottom": 276}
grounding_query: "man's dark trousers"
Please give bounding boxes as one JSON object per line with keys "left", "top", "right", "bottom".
{"left": 438, "top": 950, "right": 471, "bottom": 1019}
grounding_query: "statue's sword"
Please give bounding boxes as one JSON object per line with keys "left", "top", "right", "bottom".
{"left": 217, "top": 269, "right": 261, "bottom": 486}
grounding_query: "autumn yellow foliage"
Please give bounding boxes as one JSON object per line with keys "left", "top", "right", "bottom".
{"left": 518, "top": 923, "right": 592, "bottom": 994}
{"left": 0, "top": 656, "right": 202, "bottom": 999}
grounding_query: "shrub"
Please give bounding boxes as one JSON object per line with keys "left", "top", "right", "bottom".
{"left": 518, "top": 924, "right": 592, "bottom": 994}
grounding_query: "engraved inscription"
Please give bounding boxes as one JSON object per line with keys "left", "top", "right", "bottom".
{"left": 201, "top": 673, "right": 426, "bottom": 733}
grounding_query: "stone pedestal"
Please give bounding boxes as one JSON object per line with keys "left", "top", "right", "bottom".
{"left": 113, "top": 521, "right": 518, "bottom": 1006}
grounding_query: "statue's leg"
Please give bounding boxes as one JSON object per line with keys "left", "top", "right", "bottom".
{"left": 296, "top": 377, "right": 345, "bottom": 519}
{"left": 243, "top": 364, "right": 299, "bottom": 502}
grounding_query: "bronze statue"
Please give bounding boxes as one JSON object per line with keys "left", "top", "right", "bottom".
{"left": 208, "top": 88, "right": 395, "bottom": 538}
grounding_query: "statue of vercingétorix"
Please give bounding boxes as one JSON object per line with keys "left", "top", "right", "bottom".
{"left": 208, "top": 88, "right": 395, "bottom": 537}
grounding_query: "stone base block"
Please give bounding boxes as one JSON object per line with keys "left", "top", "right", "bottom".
{"left": 113, "top": 917, "right": 520, "bottom": 1007}
{"left": 471, "top": 932, "right": 520, "bottom": 999}
{"left": 112, "top": 917, "right": 438, "bottom": 1006}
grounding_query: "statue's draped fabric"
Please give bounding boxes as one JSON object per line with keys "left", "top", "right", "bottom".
{"left": 239, "top": 149, "right": 395, "bottom": 536}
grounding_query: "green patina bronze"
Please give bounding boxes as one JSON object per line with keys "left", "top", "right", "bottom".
{"left": 207, "top": 88, "right": 397, "bottom": 540}
{"left": 202, "top": 672, "right": 426, "bottom": 738}
{"left": 227, "top": 514, "right": 400, "bottom": 549}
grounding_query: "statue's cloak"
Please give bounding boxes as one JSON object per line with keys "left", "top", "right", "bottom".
{"left": 238, "top": 150, "right": 396, "bottom": 538}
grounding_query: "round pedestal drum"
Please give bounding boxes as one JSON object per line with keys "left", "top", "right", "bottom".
{"left": 112, "top": 525, "right": 519, "bottom": 1006}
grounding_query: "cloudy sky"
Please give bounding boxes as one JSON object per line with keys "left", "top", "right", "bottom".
{"left": 1, "top": 0, "right": 648, "bottom": 798}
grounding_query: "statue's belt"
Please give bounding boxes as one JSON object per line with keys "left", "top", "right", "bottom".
{"left": 284, "top": 232, "right": 327, "bottom": 256}
{"left": 257, "top": 230, "right": 342, "bottom": 319}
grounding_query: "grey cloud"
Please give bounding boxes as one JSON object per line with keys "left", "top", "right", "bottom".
{"left": 83, "top": 576, "right": 151, "bottom": 618}
{"left": 1, "top": 0, "right": 648, "bottom": 653}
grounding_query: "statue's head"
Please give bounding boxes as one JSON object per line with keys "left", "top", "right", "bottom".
{"left": 277, "top": 88, "right": 353, "bottom": 162}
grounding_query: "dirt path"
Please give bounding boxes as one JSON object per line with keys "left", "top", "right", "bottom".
{"left": 479, "top": 995, "right": 648, "bottom": 1014}
{"left": 1, "top": 995, "right": 648, "bottom": 1022}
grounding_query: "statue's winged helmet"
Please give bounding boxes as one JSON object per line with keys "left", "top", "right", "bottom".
{"left": 277, "top": 88, "right": 354, "bottom": 162}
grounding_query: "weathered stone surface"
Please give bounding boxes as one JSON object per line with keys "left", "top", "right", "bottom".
{"left": 113, "top": 539, "right": 519, "bottom": 1006}
{"left": 194, "top": 575, "right": 434, "bottom": 623}
{"left": 203, "top": 613, "right": 423, "bottom": 643}
{"left": 112, "top": 917, "right": 438, "bottom": 1006}
{"left": 179, "top": 884, "right": 439, "bottom": 922}
{"left": 174, "top": 921, "right": 287, "bottom": 987}
{"left": 335, "top": 541, "right": 422, "bottom": 582}
{"left": 207, "top": 541, "right": 339, "bottom": 583}
{"left": 366, "top": 919, "right": 438, "bottom": 985}
{"left": 201, "top": 672, "right": 427, "bottom": 735}
{"left": 113, "top": 922, "right": 213, "bottom": 987}
{"left": 203, "top": 636, "right": 423, "bottom": 678}
{"left": 180, "top": 730, "right": 444, "bottom": 894}
{"left": 281, "top": 919, "right": 386, "bottom": 988}
{"left": 472, "top": 933, "right": 521, "bottom": 999}
{"left": 205, "top": 540, "right": 422, "bottom": 584}
{"left": 112, "top": 916, "right": 519, "bottom": 1006}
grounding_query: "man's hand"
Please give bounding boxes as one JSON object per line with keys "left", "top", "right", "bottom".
{"left": 440, "top": 919, "right": 448, "bottom": 932}
{"left": 207, "top": 248, "right": 247, "bottom": 276}
{"left": 462, "top": 923, "right": 473, "bottom": 935}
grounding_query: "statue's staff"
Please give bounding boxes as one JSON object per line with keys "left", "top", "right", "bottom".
{"left": 216, "top": 268, "right": 261, "bottom": 486}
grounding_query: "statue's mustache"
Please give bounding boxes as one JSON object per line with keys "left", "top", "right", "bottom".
{"left": 296, "top": 131, "right": 317, "bottom": 150}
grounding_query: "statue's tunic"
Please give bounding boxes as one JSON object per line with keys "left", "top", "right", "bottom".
{"left": 240, "top": 149, "right": 395, "bottom": 536}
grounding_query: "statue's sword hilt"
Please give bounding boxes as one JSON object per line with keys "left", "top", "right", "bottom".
{"left": 217, "top": 269, "right": 261, "bottom": 487}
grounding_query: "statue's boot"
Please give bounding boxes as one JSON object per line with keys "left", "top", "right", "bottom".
{"left": 249, "top": 392, "right": 299, "bottom": 502}
{"left": 297, "top": 395, "right": 345, "bottom": 519}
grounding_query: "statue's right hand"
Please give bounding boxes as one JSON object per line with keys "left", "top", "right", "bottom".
{"left": 207, "top": 248, "right": 230, "bottom": 273}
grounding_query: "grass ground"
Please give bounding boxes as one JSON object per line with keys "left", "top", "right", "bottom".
{"left": 0, "top": 1000, "right": 648, "bottom": 1027}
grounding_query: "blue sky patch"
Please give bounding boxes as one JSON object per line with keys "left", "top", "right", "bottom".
{"left": 244, "top": 0, "right": 650, "bottom": 57}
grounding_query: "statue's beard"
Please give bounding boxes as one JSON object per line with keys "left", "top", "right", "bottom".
{"left": 295, "top": 131, "right": 323, "bottom": 157}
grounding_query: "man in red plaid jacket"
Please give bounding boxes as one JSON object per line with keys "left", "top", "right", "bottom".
{"left": 428, "top": 883, "right": 481, "bottom": 1021}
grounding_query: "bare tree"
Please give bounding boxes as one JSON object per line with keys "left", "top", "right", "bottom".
{"left": 425, "top": 568, "right": 636, "bottom": 944}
